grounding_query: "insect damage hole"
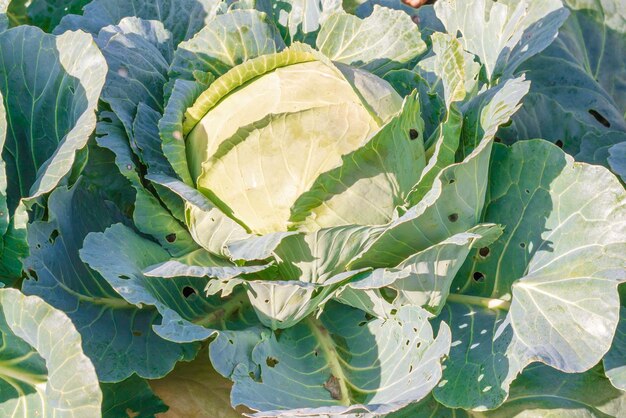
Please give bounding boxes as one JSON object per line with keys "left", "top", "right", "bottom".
{"left": 479, "top": 247, "right": 490, "bottom": 257}
{"left": 588, "top": 109, "right": 611, "bottom": 128}
{"left": 182, "top": 286, "right": 196, "bottom": 298}
{"left": 448, "top": 213, "right": 459, "bottom": 222}
{"left": 555, "top": 140, "right": 564, "bottom": 149}
{"left": 409, "top": 129, "right": 420, "bottom": 140}
{"left": 165, "top": 233, "right": 177, "bottom": 243}
{"left": 266, "top": 357, "right": 279, "bottom": 368}
{"left": 473, "top": 272, "right": 485, "bottom": 282}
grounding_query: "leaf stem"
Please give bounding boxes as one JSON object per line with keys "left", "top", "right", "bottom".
{"left": 446, "top": 293, "right": 511, "bottom": 310}
{"left": 306, "top": 316, "right": 351, "bottom": 406}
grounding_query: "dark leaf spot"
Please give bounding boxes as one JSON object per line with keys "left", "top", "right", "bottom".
{"left": 525, "top": 189, "right": 530, "bottom": 194}
{"left": 588, "top": 109, "right": 611, "bottom": 128}
{"left": 390, "top": 309, "right": 398, "bottom": 315}
{"left": 264, "top": 299, "right": 269, "bottom": 303}
{"left": 473, "top": 271, "right": 485, "bottom": 282}
{"left": 132, "top": 330, "right": 142, "bottom": 337}
{"left": 448, "top": 213, "right": 459, "bottom": 222}
{"left": 324, "top": 375, "right": 343, "bottom": 400}
{"left": 519, "top": 242, "right": 526, "bottom": 248}
{"left": 479, "top": 247, "right": 490, "bottom": 257}
{"left": 182, "top": 286, "right": 196, "bottom": 298}
{"left": 409, "top": 129, "right": 420, "bottom": 140}
{"left": 266, "top": 357, "right": 279, "bottom": 368}
{"left": 165, "top": 233, "right": 177, "bottom": 243}
{"left": 228, "top": 339, "right": 234, "bottom": 345}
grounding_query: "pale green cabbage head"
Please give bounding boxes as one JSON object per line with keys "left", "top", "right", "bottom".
{"left": 185, "top": 49, "right": 403, "bottom": 234}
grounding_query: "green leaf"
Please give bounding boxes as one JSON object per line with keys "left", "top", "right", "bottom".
{"left": 101, "top": 375, "right": 168, "bottom": 418}
{"left": 168, "top": 9, "right": 286, "bottom": 101}
{"left": 316, "top": 6, "right": 427, "bottom": 76}
{"left": 13, "top": 0, "right": 91, "bottom": 32}
{"left": 214, "top": 302, "right": 450, "bottom": 416}
{"left": 55, "top": 0, "right": 224, "bottom": 46}
{"left": 270, "top": 0, "right": 343, "bottom": 44}
{"left": 434, "top": 0, "right": 569, "bottom": 81}
{"left": 395, "top": 364, "right": 626, "bottom": 417}
{"left": 604, "top": 302, "right": 626, "bottom": 391}
{"left": 22, "top": 183, "right": 194, "bottom": 382}
{"left": 340, "top": 225, "right": 503, "bottom": 317}
{"left": 438, "top": 140, "right": 626, "bottom": 409}
{"left": 81, "top": 223, "right": 260, "bottom": 343}
{"left": 0, "top": 26, "right": 106, "bottom": 282}
{"left": 608, "top": 142, "right": 626, "bottom": 183}
{"left": 0, "top": 288, "right": 101, "bottom": 417}
{"left": 290, "top": 91, "right": 426, "bottom": 230}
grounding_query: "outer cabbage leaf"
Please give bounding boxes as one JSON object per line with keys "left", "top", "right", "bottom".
{"left": 0, "top": 288, "right": 101, "bottom": 417}
{"left": 81, "top": 223, "right": 263, "bottom": 344}
{"left": 0, "top": 26, "right": 106, "bottom": 283}
{"left": 435, "top": 140, "right": 626, "bottom": 410}
{"left": 316, "top": 5, "right": 427, "bottom": 76}
{"left": 434, "top": 0, "right": 569, "bottom": 81}
{"left": 54, "top": 0, "right": 224, "bottom": 45}
{"left": 22, "top": 183, "right": 194, "bottom": 382}
{"left": 392, "top": 364, "right": 626, "bottom": 417}
{"left": 211, "top": 302, "right": 451, "bottom": 416}
{"left": 499, "top": 0, "right": 626, "bottom": 174}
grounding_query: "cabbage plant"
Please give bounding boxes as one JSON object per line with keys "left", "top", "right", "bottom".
{"left": 0, "top": 0, "right": 625, "bottom": 416}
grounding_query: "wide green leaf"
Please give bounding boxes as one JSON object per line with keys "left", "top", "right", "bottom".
{"left": 213, "top": 302, "right": 451, "bottom": 416}
{"left": 434, "top": 0, "right": 568, "bottom": 81}
{"left": 22, "top": 183, "right": 193, "bottom": 382}
{"left": 0, "top": 288, "right": 101, "bottom": 417}
{"left": 0, "top": 26, "right": 106, "bottom": 282}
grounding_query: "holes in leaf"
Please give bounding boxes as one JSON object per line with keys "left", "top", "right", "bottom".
{"left": 494, "top": 137, "right": 502, "bottom": 143}
{"left": 228, "top": 339, "right": 234, "bottom": 345}
{"left": 525, "top": 189, "right": 530, "bottom": 194}
{"left": 479, "top": 247, "right": 490, "bottom": 258}
{"left": 165, "top": 233, "right": 177, "bottom": 243}
{"left": 390, "top": 308, "right": 398, "bottom": 315}
{"left": 182, "top": 286, "right": 196, "bottom": 298}
{"left": 409, "top": 365, "right": 413, "bottom": 373}
{"left": 132, "top": 330, "right": 142, "bottom": 337}
{"left": 48, "top": 229, "right": 59, "bottom": 244}
{"left": 409, "top": 129, "right": 420, "bottom": 140}
{"left": 27, "top": 269, "right": 39, "bottom": 282}
{"left": 120, "top": 275, "right": 132, "bottom": 280}
{"left": 555, "top": 140, "right": 564, "bottom": 149}
{"left": 416, "top": 341, "right": 422, "bottom": 349}
{"left": 448, "top": 213, "right": 459, "bottom": 223}
{"left": 406, "top": 340, "right": 410, "bottom": 346}
{"left": 473, "top": 271, "right": 485, "bottom": 282}
{"left": 519, "top": 242, "right": 526, "bottom": 249}
{"left": 358, "top": 321, "right": 368, "bottom": 327}
{"left": 588, "top": 109, "right": 611, "bottom": 128}
{"left": 448, "top": 178, "right": 456, "bottom": 185}
{"left": 264, "top": 299, "right": 269, "bottom": 303}
{"left": 364, "top": 313, "right": 375, "bottom": 321}
{"left": 266, "top": 357, "right": 279, "bottom": 368}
